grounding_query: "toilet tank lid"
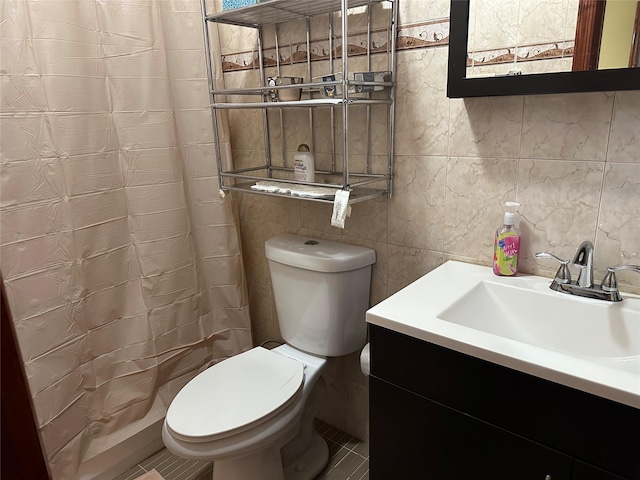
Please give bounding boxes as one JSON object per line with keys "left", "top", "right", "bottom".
{"left": 265, "top": 234, "right": 376, "bottom": 273}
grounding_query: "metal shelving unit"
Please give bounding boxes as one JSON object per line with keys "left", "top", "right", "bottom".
{"left": 200, "top": 0, "right": 398, "bottom": 205}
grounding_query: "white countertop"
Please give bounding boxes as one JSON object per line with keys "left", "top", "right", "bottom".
{"left": 366, "top": 260, "right": 640, "bottom": 409}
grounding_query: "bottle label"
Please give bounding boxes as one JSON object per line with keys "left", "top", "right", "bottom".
{"left": 493, "top": 232, "right": 519, "bottom": 276}
{"left": 294, "top": 160, "right": 307, "bottom": 181}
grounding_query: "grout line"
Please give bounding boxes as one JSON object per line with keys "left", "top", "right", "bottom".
{"left": 127, "top": 421, "right": 368, "bottom": 480}
{"left": 335, "top": 454, "right": 367, "bottom": 475}
{"left": 154, "top": 457, "right": 183, "bottom": 476}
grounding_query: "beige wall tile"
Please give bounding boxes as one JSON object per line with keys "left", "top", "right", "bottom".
{"left": 398, "top": 0, "right": 450, "bottom": 25}
{"left": 237, "top": 217, "right": 272, "bottom": 287}
{"left": 238, "top": 194, "right": 302, "bottom": 226}
{"left": 275, "top": 108, "right": 317, "bottom": 158}
{"left": 335, "top": 104, "right": 390, "bottom": 157}
{"left": 388, "top": 156, "right": 446, "bottom": 251}
{"left": 521, "top": 92, "right": 614, "bottom": 161}
{"left": 565, "top": 0, "right": 580, "bottom": 41}
{"left": 342, "top": 3, "right": 395, "bottom": 32}
{"left": 607, "top": 91, "right": 640, "bottom": 163}
{"left": 470, "top": 0, "right": 519, "bottom": 52}
{"left": 394, "top": 48, "right": 450, "bottom": 156}
{"left": 595, "top": 163, "right": 640, "bottom": 293}
{"left": 518, "top": 0, "right": 570, "bottom": 47}
{"left": 218, "top": 19, "right": 259, "bottom": 54}
{"left": 444, "top": 156, "right": 518, "bottom": 259}
{"left": 299, "top": 198, "right": 388, "bottom": 243}
{"left": 516, "top": 160, "right": 604, "bottom": 274}
{"left": 387, "top": 244, "right": 444, "bottom": 296}
{"left": 228, "top": 109, "right": 266, "bottom": 152}
{"left": 449, "top": 96, "right": 524, "bottom": 158}
{"left": 246, "top": 280, "right": 276, "bottom": 346}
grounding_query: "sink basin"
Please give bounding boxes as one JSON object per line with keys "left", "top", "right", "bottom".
{"left": 366, "top": 261, "right": 640, "bottom": 408}
{"left": 438, "top": 281, "right": 639, "bottom": 374}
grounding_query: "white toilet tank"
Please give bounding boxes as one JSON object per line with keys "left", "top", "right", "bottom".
{"left": 265, "top": 234, "right": 376, "bottom": 357}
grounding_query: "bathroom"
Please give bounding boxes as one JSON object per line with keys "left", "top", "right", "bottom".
{"left": 1, "top": 0, "right": 639, "bottom": 479}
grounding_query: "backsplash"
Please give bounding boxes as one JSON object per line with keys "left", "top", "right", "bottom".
{"left": 216, "top": 0, "right": 640, "bottom": 441}
{"left": 219, "top": 14, "right": 571, "bottom": 76}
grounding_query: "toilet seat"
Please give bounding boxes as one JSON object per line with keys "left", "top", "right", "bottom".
{"left": 166, "top": 347, "right": 304, "bottom": 443}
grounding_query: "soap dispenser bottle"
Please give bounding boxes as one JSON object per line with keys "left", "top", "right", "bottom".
{"left": 493, "top": 201, "right": 521, "bottom": 276}
{"left": 293, "top": 144, "right": 315, "bottom": 183}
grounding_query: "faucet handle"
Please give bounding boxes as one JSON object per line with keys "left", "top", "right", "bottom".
{"left": 600, "top": 265, "right": 640, "bottom": 292}
{"left": 535, "top": 252, "right": 572, "bottom": 284}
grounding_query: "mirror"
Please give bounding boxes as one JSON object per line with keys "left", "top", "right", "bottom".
{"left": 447, "top": 0, "right": 640, "bottom": 97}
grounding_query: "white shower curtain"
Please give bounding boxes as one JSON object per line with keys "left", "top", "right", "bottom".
{"left": 0, "top": 0, "right": 252, "bottom": 478}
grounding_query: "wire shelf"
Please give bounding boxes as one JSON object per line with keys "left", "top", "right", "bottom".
{"left": 207, "top": 0, "right": 391, "bottom": 28}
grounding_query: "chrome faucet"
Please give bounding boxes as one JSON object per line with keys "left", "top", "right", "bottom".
{"left": 571, "top": 240, "right": 594, "bottom": 288}
{"left": 536, "top": 241, "right": 640, "bottom": 302}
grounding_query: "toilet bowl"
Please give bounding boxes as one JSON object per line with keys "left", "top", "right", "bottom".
{"left": 162, "top": 234, "right": 375, "bottom": 480}
{"left": 162, "top": 344, "right": 328, "bottom": 480}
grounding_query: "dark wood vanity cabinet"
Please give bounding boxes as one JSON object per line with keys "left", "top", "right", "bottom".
{"left": 370, "top": 376, "right": 574, "bottom": 479}
{"left": 369, "top": 325, "right": 639, "bottom": 480}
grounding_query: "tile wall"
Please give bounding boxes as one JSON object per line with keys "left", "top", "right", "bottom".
{"left": 467, "top": 0, "right": 578, "bottom": 76}
{"left": 216, "top": 0, "right": 640, "bottom": 441}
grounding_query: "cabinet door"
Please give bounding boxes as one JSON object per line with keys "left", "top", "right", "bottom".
{"left": 573, "top": 460, "right": 631, "bottom": 480}
{"left": 370, "top": 376, "right": 573, "bottom": 480}
{"left": 370, "top": 325, "right": 640, "bottom": 480}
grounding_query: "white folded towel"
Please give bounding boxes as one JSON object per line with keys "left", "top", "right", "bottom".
{"left": 251, "top": 181, "right": 338, "bottom": 199}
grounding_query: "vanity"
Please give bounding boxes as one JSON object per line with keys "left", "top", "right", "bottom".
{"left": 366, "top": 261, "right": 640, "bottom": 480}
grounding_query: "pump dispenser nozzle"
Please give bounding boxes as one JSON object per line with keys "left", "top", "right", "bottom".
{"left": 503, "top": 201, "right": 520, "bottom": 225}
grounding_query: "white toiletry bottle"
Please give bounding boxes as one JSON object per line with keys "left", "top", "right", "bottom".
{"left": 294, "top": 144, "right": 315, "bottom": 183}
{"left": 493, "top": 201, "right": 521, "bottom": 277}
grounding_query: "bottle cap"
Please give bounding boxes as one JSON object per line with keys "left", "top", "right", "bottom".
{"left": 504, "top": 211, "right": 516, "bottom": 224}
{"left": 297, "top": 144, "right": 310, "bottom": 152}
{"left": 503, "top": 201, "right": 520, "bottom": 225}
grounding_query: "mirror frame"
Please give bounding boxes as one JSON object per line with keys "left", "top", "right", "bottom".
{"left": 447, "top": 0, "right": 640, "bottom": 97}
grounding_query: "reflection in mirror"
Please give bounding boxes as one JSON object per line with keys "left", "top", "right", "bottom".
{"left": 466, "top": 0, "right": 640, "bottom": 79}
{"left": 594, "top": 0, "right": 640, "bottom": 69}
{"left": 447, "top": 0, "right": 640, "bottom": 97}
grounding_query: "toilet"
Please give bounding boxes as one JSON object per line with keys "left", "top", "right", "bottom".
{"left": 162, "top": 234, "right": 376, "bottom": 480}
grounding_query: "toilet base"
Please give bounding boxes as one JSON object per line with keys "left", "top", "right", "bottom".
{"left": 283, "top": 433, "right": 329, "bottom": 480}
{"left": 208, "top": 431, "right": 328, "bottom": 480}
{"left": 212, "top": 442, "right": 285, "bottom": 480}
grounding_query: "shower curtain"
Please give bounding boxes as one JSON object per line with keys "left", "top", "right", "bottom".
{"left": 0, "top": 0, "right": 253, "bottom": 478}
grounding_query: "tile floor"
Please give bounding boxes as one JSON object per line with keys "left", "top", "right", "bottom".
{"left": 113, "top": 419, "right": 369, "bottom": 480}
